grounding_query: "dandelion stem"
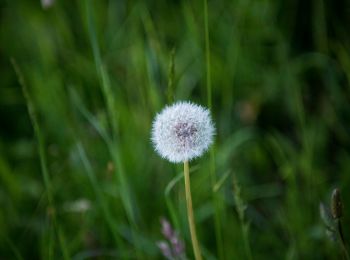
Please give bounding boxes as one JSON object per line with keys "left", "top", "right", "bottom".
{"left": 183, "top": 161, "right": 202, "bottom": 260}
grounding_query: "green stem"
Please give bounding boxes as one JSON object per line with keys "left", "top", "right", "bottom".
{"left": 336, "top": 219, "right": 350, "bottom": 260}
{"left": 86, "top": 0, "right": 118, "bottom": 138}
{"left": 241, "top": 224, "right": 253, "bottom": 260}
{"left": 77, "top": 143, "right": 124, "bottom": 248}
{"left": 204, "top": 0, "right": 212, "bottom": 109}
{"left": 165, "top": 171, "right": 184, "bottom": 231}
{"left": 11, "top": 58, "right": 70, "bottom": 260}
{"left": 85, "top": 2, "right": 142, "bottom": 256}
{"left": 204, "top": 0, "right": 224, "bottom": 258}
{"left": 183, "top": 161, "right": 202, "bottom": 260}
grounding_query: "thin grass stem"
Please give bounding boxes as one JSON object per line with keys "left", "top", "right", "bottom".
{"left": 203, "top": 0, "right": 224, "bottom": 258}
{"left": 204, "top": 0, "right": 212, "bottom": 109}
{"left": 71, "top": 88, "right": 143, "bottom": 257}
{"left": 11, "top": 58, "right": 70, "bottom": 260}
{"left": 165, "top": 171, "right": 183, "bottom": 230}
{"left": 77, "top": 142, "right": 124, "bottom": 248}
{"left": 84, "top": 2, "right": 143, "bottom": 256}
{"left": 336, "top": 220, "right": 350, "bottom": 260}
{"left": 86, "top": 0, "right": 118, "bottom": 138}
{"left": 233, "top": 175, "right": 253, "bottom": 260}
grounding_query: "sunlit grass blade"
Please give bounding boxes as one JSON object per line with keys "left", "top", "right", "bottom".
{"left": 213, "top": 170, "right": 231, "bottom": 193}
{"left": 70, "top": 87, "right": 143, "bottom": 255}
{"left": 164, "top": 171, "right": 183, "bottom": 231}
{"left": 85, "top": 0, "right": 118, "bottom": 138}
{"left": 76, "top": 142, "right": 124, "bottom": 248}
{"left": 69, "top": 88, "right": 111, "bottom": 144}
{"left": 84, "top": 1, "right": 144, "bottom": 256}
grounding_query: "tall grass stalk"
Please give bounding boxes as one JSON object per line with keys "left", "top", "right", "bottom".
{"left": 165, "top": 171, "right": 183, "bottom": 231}
{"left": 85, "top": 1, "right": 143, "bottom": 256}
{"left": 76, "top": 142, "right": 124, "bottom": 248}
{"left": 281, "top": 61, "right": 309, "bottom": 254}
{"left": 331, "top": 189, "right": 350, "bottom": 260}
{"left": 85, "top": 1, "right": 136, "bottom": 225}
{"left": 167, "top": 48, "right": 176, "bottom": 104}
{"left": 71, "top": 90, "right": 136, "bottom": 226}
{"left": 11, "top": 59, "right": 70, "bottom": 260}
{"left": 233, "top": 175, "right": 252, "bottom": 260}
{"left": 71, "top": 90, "right": 143, "bottom": 257}
{"left": 86, "top": 0, "right": 118, "bottom": 137}
{"left": 203, "top": 0, "right": 224, "bottom": 258}
{"left": 335, "top": 219, "right": 350, "bottom": 260}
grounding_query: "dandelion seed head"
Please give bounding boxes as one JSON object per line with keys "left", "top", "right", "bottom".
{"left": 151, "top": 101, "right": 215, "bottom": 163}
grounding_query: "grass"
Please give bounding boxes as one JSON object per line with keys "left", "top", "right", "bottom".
{"left": 203, "top": 1, "right": 225, "bottom": 259}
{"left": 11, "top": 58, "right": 70, "bottom": 260}
{"left": 1, "top": 0, "right": 350, "bottom": 259}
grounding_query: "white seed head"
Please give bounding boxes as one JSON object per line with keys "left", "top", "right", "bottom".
{"left": 151, "top": 101, "right": 215, "bottom": 163}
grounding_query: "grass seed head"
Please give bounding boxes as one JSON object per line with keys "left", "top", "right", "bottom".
{"left": 331, "top": 188, "right": 342, "bottom": 219}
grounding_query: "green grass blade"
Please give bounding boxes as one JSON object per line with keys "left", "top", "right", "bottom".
{"left": 76, "top": 142, "right": 124, "bottom": 248}
{"left": 11, "top": 58, "right": 70, "bottom": 260}
{"left": 85, "top": 0, "right": 118, "bottom": 138}
{"left": 164, "top": 171, "right": 183, "bottom": 230}
{"left": 203, "top": 1, "right": 224, "bottom": 258}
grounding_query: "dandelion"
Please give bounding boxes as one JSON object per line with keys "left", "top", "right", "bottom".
{"left": 151, "top": 101, "right": 215, "bottom": 260}
{"left": 151, "top": 101, "right": 214, "bottom": 163}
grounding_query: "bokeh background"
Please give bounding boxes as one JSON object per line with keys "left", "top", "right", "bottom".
{"left": 1, "top": 0, "right": 350, "bottom": 259}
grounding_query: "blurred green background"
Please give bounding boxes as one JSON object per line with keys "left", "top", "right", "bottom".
{"left": 1, "top": 0, "right": 350, "bottom": 259}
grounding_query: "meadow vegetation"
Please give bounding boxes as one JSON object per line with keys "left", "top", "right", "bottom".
{"left": 1, "top": 0, "right": 350, "bottom": 259}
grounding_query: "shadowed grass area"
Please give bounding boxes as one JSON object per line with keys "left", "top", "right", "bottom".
{"left": 1, "top": 0, "right": 350, "bottom": 259}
